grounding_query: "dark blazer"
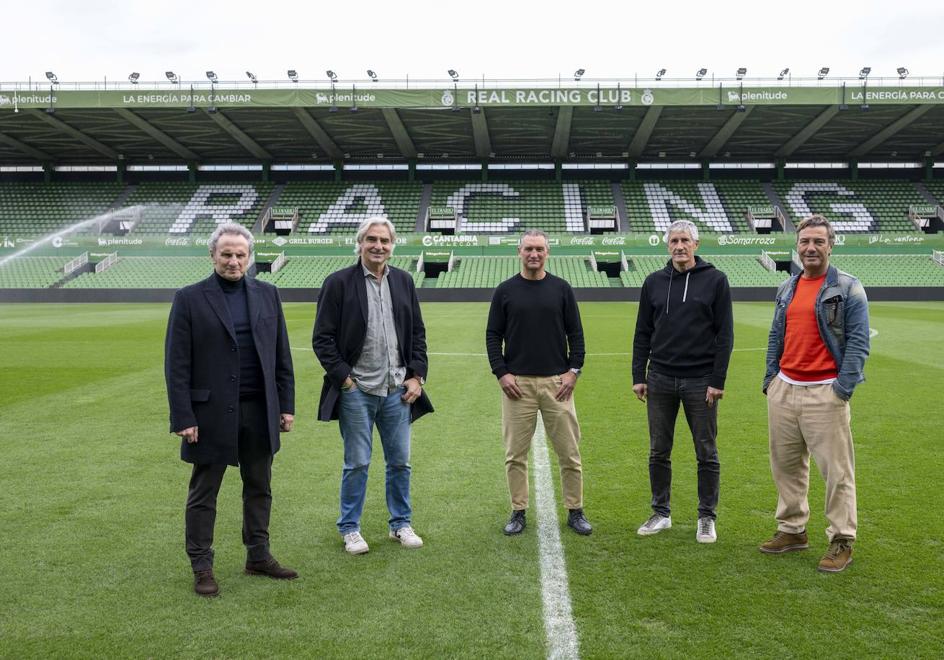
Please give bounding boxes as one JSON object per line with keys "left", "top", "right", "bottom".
{"left": 165, "top": 274, "right": 295, "bottom": 465}
{"left": 312, "top": 263, "right": 432, "bottom": 422}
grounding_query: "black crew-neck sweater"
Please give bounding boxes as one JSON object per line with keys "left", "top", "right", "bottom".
{"left": 214, "top": 272, "right": 264, "bottom": 397}
{"left": 485, "top": 272, "right": 585, "bottom": 378}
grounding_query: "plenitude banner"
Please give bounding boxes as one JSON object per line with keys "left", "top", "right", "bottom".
{"left": 3, "top": 86, "right": 944, "bottom": 110}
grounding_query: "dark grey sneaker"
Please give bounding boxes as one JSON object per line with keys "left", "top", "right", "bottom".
{"left": 503, "top": 510, "right": 526, "bottom": 535}
{"left": 567, "top": 508, "right": 593, "bottom": 535}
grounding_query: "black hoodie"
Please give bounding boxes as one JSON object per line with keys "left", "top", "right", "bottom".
{"left": 631, "top": 256, "right": 734, "bottom": 389}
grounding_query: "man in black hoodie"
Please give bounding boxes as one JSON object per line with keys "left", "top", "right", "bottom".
{"left": 631, "top": 220, "right": 733, "bottom": 544}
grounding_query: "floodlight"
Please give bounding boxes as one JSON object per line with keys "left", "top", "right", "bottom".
{"left": 817, "top": 67, "right": 830, "bottom": 80}
{"left": 206, "top": 71, "right": 218, "bottom": 83}
{"left": 574, "top": 68, "right": 585, "bottom": 80}
{"left": 736, "top": 67, "right": 747, "bottom": 80}
{"left": 128, "top": 72, "right": 140, "bottom": 84}
{"left": 448, "top": 69, "right": 459, "bottom": 81}
{"left": 246, "top": 71, "right": 257, "bottom": 83}
{"left": 859, "top": 67, "right": 871, "bottom": 79}
{"left": 326, "top": 70, "right": 337, "bottom": 82}
{"left": 696, "top": 68, "right": 707, "bottom": 80}
{"left": 367, "top": 69, "right": 377, "bottom": 81}
{"left": 778, "top": 67, "right": 790, "bottom": 80}
{"left": 166, "top": 71, "right": 178, "bottom": 83}
{"left": 897, "top": 67, "right": 909, "bottom": 79}
{"left": 656, "top": 68, "right": 666, "bottom": 80}
{"left": 45, "top": 71, "right": 58, "bottom": 84}
{"left": 287, "top": 69, "right": 298, "bottom": 82}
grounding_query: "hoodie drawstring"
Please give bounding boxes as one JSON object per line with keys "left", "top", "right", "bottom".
{"left": 665, "top": 274, "right": 672, "bottom": 315}
{"left": 682, "top": 271, "right": 690, "bottom": 303}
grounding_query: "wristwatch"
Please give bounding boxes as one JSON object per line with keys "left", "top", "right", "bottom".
{"left": 569, "top": 368, "right": 581, "bottom": 378}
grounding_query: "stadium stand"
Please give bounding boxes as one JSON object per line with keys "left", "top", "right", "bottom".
{"left": 621, "top": 181, "right": 755, "bottom": 234}
{"left": 254, "top": 255, "right": 422, "bottom": 288}
{"left": 773, "top": 180, "right": 925, "bottom": 232}
{"left": 121, "top": 183, "right": 273, "bottom": 234}
{"left": 0, "top": 182, "right": 123, "bottom": 236}
{"left": 63, "top": 256, "right": 210, "bottom": 289}
{"left": 923, "top": 181, "right": 944, "bottom": 207}
{"left": 427, "top": 180, "right": 615, "bottom": 233}
{"left": 0, "top": 256, "right": 71, "bottom": 288}
{"left": 828, "top": 255, "right": 944, "bottom": 287}
{"left": 280, "top": 182, "right": 422, "bottom": 235}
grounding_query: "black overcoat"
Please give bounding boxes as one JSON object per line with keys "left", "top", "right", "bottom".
{"left": 164, "top": 274, "right": 295, "bottom": 465}
{"left": 312, "top": 263, "right": 432, "bottom": 422}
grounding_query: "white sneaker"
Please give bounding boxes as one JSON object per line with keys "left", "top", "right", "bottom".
{"left": 696, "top": 517, "right": 717, "bottom": 544}
{"left": 343, "top": 531, "right": 369, "bottom": 555}
{"left": 389, "top": 526, "right": 424, "bottom": 549}
{"left": 637, "top": 514, "right": 672, "bottom": 536}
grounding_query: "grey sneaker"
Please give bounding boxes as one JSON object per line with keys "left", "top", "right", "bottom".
{"left": 637, "top": 514, "right": 672, "bottom": 536}
{"left": 696, "top": 517, "right": 717, "bottom": 543}
{"left": 389, "top": 526, "right": 424, "bottom": 549}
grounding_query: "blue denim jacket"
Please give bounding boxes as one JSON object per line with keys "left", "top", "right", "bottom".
{"left": 764, "top": 265, "right": 870, "bottom": 400}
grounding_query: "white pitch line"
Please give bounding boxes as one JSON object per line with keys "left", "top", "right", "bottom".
{"left": 533, "top": 415, "right": 580, "bottom": 660}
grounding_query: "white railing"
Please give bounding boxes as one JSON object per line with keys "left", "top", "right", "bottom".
{"left": 94, "top": 252, "right": 118, "bottom": 273}
{"left": 759, "top": 251, "right": 777, "bottom": 272}
{"left": 933, "top": 250, "right": 944, "bottom": 267}
{"left": 63, "top": 252, "right": 88, "bottom": 275}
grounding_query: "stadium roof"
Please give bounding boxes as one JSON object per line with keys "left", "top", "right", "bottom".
{"left": 1, "top": 82, "right": 943, "bottom": 167}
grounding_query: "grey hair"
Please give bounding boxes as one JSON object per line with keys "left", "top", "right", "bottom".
{"left": 518, "top": 229, "right": 550, "bottom": 248}
{"left": 353, "top": 216, "right": 397, "bottom": 256}
{"left": 664, "top": 220, "right": 699, "bottom": 244}
{"left": 796, "top": 214, "right": 836, "bottom": 247}
{"left": 208, "top": 222, "right": 254, "bottom": 254}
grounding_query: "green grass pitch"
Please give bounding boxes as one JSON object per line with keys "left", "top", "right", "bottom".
{"left": 1, "top": 301, "right": 942, "bottom": 658}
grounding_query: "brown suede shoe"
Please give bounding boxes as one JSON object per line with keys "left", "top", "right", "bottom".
{"left": 817, "top": 539, "right": 853, "bottom": 573}
{"left": 194, "top": 569, "right": 219, "bottom": 597}
{"left": 244, "top": 557, "right": 299, "bottom": 580}
{"left": 759, "top": 530, "right": 809, "bottom": 554}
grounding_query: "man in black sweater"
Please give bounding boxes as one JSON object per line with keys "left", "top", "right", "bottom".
{"left": 631, "top": 220, "right": 733, "bottom": 544}
{"left": 486, "top": 230, "right": 592, "bottom": 536}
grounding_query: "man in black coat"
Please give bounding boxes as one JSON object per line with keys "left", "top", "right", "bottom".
{"left": 165, "top": 222, "right": 297, "bottom": 597}
{"left": 313, "top": 216, "right": 431, "bottom": 556}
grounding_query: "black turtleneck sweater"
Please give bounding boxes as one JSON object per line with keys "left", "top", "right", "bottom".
{"left": 215, "top": 272, "right": 264, "bottom": 398}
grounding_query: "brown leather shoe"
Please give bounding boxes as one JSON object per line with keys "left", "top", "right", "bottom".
{"left": 817, "top": 539, "right": 853, "bottom": 573}
{"left": 244, "top": 557, "right": 299, "bottom": 580}
{"left": 759, "top": 530, "right": 809, "bottom": 554}
{"left": 194, "top": 569, "right": 219, "bottom": 597}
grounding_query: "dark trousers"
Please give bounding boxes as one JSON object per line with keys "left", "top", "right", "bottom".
{"left": 185, "top": 398, "right": 273, "bottom": 572}
{"left": 646, "top": 371, "right": 720, "bottom": 520}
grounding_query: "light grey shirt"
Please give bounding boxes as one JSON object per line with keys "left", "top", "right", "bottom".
{"left": 351, "top": 263, "right": 405, "bottom": 396}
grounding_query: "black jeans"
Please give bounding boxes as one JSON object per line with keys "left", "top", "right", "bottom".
{"left": 185, "top": 397, "right": 273, "bottom": 572}
{"left": 646, "top": 371, "right": 720, "bottom": 520}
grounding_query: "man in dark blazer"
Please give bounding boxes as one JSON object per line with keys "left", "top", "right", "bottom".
{"left": 313, "top": 216, "right": 431, "bottom": 556}
{"left": 165, "top": 222, "right": 296, "bottom": 597}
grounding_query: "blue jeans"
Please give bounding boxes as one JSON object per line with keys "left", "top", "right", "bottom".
{"left": 646, "top": 371, "right": 720, "bottom": 520}
{"left": 337, "top": 386, "right": 412, "bottom": 535}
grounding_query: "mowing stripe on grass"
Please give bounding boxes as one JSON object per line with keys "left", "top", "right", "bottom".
{"left": 533, "top": 415, "right": 580, "bottom": 660}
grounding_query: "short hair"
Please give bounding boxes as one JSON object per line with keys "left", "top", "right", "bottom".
{"left": 354, "top": 216, "right": 397, "bottom": 256}
{"left": 795, "top": 214, "right": 836, "bottom": 247}
{"left": 208, "top": 222, "right": 253, "bottom": 255}
{"left": 664, "top": 220, "right": 699, "bottom": 244}
{"left": 518, "top": 229, "right": 550, "bottom": 248}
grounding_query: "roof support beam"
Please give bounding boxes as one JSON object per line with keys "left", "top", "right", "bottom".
{"left": 0, "top": 131, "right": 52, "bottom": 161}
{"left": 26, "top": 109, "right": 119, "bottom": 160}
{"left": 551, "top": 106, "right": 574, "bottom": 159}
{"left": 774, "top": 105, "right": 840, "bottom": 158}
{"left": 470, "top": 109, "right": 492, "bottom": 158}
{"left": 291, "top": 108, "right": 343, "bottom": 160}
{"left": 113, "top": 108, "right": 200, "bottom": 161}
{"left": 847, "top": 105, "right": 933, "bottom": 159}
{"left": 203, "top": 109, "right": 272, "bottom": 161}
{"left": 626, "top": 106, "right": 662, "bottom": 158}
{"left": 931, "top": 140, "right": 944, "bottom": 157}
{"left": 381, "top": 108, "right": 417, "bottom": 159}
{"left": 698, "top": 106, "right": 754, "bottom": 159}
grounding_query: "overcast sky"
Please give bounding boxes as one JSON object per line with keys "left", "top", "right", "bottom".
{"left": 2, "top": 0, "right": 942, "bottom": 85}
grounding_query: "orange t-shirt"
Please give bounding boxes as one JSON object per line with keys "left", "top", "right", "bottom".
{"left": 779, "top": 274, "right": 838, "bottom": 381}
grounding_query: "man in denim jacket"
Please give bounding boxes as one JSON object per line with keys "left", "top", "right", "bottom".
{"left": 759, "top": 215, "right": 869, "bottom": 573}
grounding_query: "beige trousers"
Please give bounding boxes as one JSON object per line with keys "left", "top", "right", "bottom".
{"left": 767, "top": 377, "right": 857, "bottom": 542}
{"left": 502, "top": 375, "right": 583, "bottom": 510}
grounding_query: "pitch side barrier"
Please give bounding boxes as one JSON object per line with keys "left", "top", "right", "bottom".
{"left": 3, "top": 232, "right": 942, "bottom": 260}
